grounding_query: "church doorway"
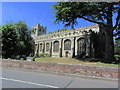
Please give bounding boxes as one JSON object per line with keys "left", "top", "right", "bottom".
{"left": 65, "top": 51, "right": 69, "bottom": 57}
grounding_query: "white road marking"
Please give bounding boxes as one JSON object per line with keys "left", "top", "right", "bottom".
{"left": 1, "top": 77, "right": 59, "bottom": 88}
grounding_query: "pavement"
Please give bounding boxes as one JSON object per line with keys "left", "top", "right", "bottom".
{"left": 1, "top": 68, "right": 118, "bottom": 88}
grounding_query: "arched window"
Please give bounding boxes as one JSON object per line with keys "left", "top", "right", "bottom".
{"left": 77, "top": 38, "right": 85, "bottom": 55}
{"left": 40, "top": 43, "right": 42, "bottom": 52}
{"left": 53, "top": 41, "right": 59, "bottom": 52}
{"left": 64, "top": 39, "right": 71, "bottom": 50}
{"left": 46, "top": 43, "right": 49, "bottom": 51}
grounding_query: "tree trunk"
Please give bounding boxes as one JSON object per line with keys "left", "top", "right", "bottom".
{"left": 105, "top": 3, "right": 115, "bottom": 62}
{"left": 105, "top": 27, "right": 115, "bottom": 62}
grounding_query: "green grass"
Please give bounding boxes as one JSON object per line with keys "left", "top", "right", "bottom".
{"left": 20, "top": 58, "right": 24, "bottom": 61}
{"left": 35, "top": 57, "right": 118, "bottom": 67}
{"left": 114, "top": 54, "right": 120, "bottom": 57}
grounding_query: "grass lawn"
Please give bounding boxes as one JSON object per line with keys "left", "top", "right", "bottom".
{"left": 35, "top": 57, "right": 118, "bottom": 67}
{"left": 114, "top": 54, "right": 120, "bottom": 57}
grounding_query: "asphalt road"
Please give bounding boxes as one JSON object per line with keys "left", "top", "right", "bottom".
{"left": 1, "top": 68, "right": 118, "bottom": 88}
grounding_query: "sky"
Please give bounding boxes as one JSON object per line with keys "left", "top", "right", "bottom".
{"left": 2, "top": 2, "right": 117, "bottom": 33}
{"left": 2, "top": 2, "right": 96, "bottom": 33}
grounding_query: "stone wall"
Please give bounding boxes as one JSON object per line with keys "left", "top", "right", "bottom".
{"left": 1, "top": 59, "right": 118, "bottom": 80}
{"left": 33, "top": 25, "right": 100, "bottom": 58}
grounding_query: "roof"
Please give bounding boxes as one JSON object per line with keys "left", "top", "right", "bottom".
{"left": 52, "top": 24, "right": 99, "bottom": 33}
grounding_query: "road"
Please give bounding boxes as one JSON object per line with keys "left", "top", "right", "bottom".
{"left": 1, "top": 68, "right": 118, "bottom": 88}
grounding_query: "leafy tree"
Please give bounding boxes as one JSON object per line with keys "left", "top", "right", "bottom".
{"left": 0, "top": 27, "right": 2, "bottom": 58}
{"left": 1, "top": 21, "right": 34, "bottom": 59}
{"left": 52, "top": 2, "right": 120, "bottom": 61}
{"left": 15, "top": 21, "right": 34, "bottom": 56}
{"left": 114, "top": 24, "right": 120, "bottom": 55}
{"left": 1, "top": 23, "right": 18, "bottom": 58}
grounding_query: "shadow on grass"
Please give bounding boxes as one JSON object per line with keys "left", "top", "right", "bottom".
{"left": 75, "top": 57, "right": 119, "bottom": 64}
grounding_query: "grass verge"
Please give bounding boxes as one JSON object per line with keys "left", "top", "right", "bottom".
{"left": 35, "top": 57, "right": 118, "bottom": 67}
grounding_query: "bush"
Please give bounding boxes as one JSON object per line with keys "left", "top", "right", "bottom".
{"left": 114, "top": 43, "right": 120, "bottom": 55}
{"left": 114, "top": 55, "right": 120, "bottom": 58}
{"left": 39, "top": 53, "right": 50, "bottom": 57}
{"left": 20, "top": 58, "right": 24, "bottom": 61}
{"left": 35, "top": 53, "right": 50, "bottom": 57}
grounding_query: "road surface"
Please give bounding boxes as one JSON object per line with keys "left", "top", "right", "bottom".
{"left": 1, "top": 68, "right": 118, "bottom": 88}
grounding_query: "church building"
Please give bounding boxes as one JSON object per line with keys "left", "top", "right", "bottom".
{"left": 32, "top": 24, "right": 106, "bottom": 58}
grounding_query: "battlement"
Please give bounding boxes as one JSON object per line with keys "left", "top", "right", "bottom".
{"left": 32, "top": 24, "right": 46, "bottom": 36}
{"left": 34, "top": 24, "right": 100, "bottom": 42}
{"left": 34, "top": 24, "right": 105, "bottom": 59}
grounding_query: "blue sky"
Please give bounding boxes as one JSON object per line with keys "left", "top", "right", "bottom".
{"left": 2, "top": 2, "right": 117, "bottom": 33}
{"left": 2, "top": 2, "right": 96, "bottom": 33}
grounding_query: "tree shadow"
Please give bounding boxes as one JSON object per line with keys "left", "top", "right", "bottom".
{"left": 75, "top": 57, "right": 119, "bottom": 64}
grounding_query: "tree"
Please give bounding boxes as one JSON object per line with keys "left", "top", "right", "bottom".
{"left": 15, "top": 21, "right": 34, "bottom": 56}
{"left": 1, "top": 23, "right": 18, "bottom": 58}
{"left": 114, "top": 23, "right": 120, "bottom": 55}
{"left": 114, "top": 40, "right": 120, "bottom": 55}
{"left": 52, "top": 2, "right": 120, "bottom": 61}
{"left": 0, "top": 26, "right": 2, "bottom": 58}
{"left": 114, "top": 23, "right": 120, "bottom": 40}
{"left": 1, "top": 21, "right": 34, "bottom": 59}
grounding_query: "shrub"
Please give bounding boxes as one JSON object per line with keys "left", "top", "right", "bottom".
{"left": 34, "top": 53, "right": 50, "bottom": 58}
{"left": 20, "top": 58, "right": 24, "bottom": 61}
{"left": 39, "top": 53, "right": 50, "bottom": 57}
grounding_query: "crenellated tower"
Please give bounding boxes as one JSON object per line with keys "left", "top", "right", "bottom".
{"left": 32, "top": 24, "right": 46, "bottom": 36}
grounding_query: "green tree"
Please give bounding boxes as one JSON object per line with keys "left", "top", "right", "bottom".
{"left": 1, "top": 23, "right": 18, "bottom": 58}
{"left": 15, "top": 21, "right": 34, "bottom": 56}
{"left": 0, "top": 26, "right": 2, "bottom": 58}
{"left": 114, "top": 40, "right": 120, "bottom": 55}
{"left": 1, "top": 21, "right": 34, "bottom": 59}
{"left": 114, "top": 24, "right": 120, "bottom": 55}
{"left": 52, "top": 2, "right": 120, "bottom": 61}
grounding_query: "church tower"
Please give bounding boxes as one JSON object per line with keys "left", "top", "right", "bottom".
{"left": 32, "top": 24, "right": 46, "bottom": 36}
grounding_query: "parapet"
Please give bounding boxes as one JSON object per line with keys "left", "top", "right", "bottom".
{"left": 34, "top": 24, "right": 100, "bottom": 42}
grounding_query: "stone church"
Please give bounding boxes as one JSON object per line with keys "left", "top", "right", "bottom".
{"left": 32, "top": 24, "right": 106, "bottom": 58}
